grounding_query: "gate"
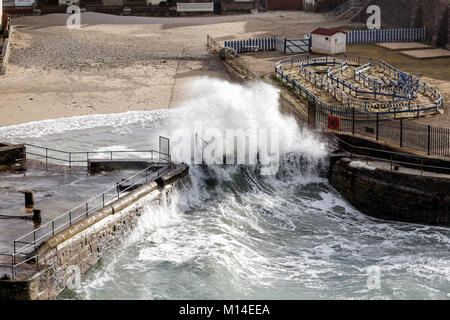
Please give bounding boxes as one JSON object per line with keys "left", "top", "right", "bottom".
{"left": 276, "top": 37, "right": 311, "bottom": 54}
{"left": 159, "top": 136, "right": 170, "bottom": 160}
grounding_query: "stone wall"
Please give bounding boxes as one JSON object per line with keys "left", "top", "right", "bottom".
{"left": 351, "top": 0, "right": 449, "bottom": 47}
{"left": 0, "top": 275, "right": 40, "bottom": 300}
{"left": 0, "top": 164, "right": 189, "bottom": 300}
{"left": 266, "top": 0, "right": 304, "bottom": 11}
{"left": 0, "top": 143, "right": 25, "bottom": 166}
{"left": 329, "top": 158, "right": 450, "bottom": 225}
{"left": 221, "top": 1, "right": 256, "bottom": 12}
{"left": 315, "top": 0, "right": 347, "bottom": 12}
{"left": 0, "top": 17, "right": 11, "bottom": 75}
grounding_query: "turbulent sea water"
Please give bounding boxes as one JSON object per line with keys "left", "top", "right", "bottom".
{"left": 1, "top": 78, "right": 449, "bottom": 299}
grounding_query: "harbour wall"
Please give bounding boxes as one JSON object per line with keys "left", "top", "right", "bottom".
{"left": 0, "top": 142, "right": 25, "bottom": 167}
{"left": 0, "top": 17, "right": 12, "bottom": 75}
{"left": 0, "top": 164, "right": 189, "bottom": 300}
{"left": 328, "top": 157, "right": 450, "bottom": 225}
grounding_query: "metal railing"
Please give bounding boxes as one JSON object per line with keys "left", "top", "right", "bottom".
{"left": 316, "top": 109, "right": 450, "bottom": 158}
{"left": 24, "top": 143, "right": 167, "bottom": 171}
{"left": 331, "top": 134, "right": 450, "bottom": 174}
{"left": 276, "top": 94, "right": 450, "bottom": 171}
{"left": 275, "top": 57, "right": 449, "bottom": 159}
{"left": 1, "top": 149, "right": 172, "bottom": 278}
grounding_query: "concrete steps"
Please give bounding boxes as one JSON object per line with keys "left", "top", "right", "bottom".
{"left": 338, "top": 7, "right": 364, "bottom": 21}
{"left": 328, "top": 0, "right": 367, "bottom": 21}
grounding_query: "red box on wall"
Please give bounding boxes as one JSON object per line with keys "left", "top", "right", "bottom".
{"left": 328, "top": 116, "right": 340, "bottom": 130}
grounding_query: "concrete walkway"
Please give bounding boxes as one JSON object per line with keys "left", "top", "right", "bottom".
{"left": 377, "top": 42, "right": 433, "bottom": 51}
{"left": 352, "top": 157, "right": 450, "bottom": 179}
{"left": 400, "top": 48, "right": 450, "bottom": 59}
{"left": 0, "top": 160, "right": 139, "bottom": 257}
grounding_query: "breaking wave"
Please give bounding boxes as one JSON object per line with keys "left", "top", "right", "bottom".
{"left": 1, "top": 77, "right": 448, "bottom": 299}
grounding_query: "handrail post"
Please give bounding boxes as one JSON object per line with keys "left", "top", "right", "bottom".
{"left": 427, "top": 125, "right": 431, "bottom": 155}
{"left": 45, "top": 148, "right": 48, "bottom": 170}
{"left": 102, "top": 193, "right": 105, "bottom": 207}
{"left": 352, "top": 107, "right": 355, "bottom": 135}
{"left": 52, "top": 221, "right": 55, "bottom": 236}
{"left": 86, "top": 152, "right": 89, "bottom": 175}
{"left": 69, "top": 211, "right": 72, "bottom": 226}
{"left": 400, "top": 118, "right": 403, "bottom": 148}
{"left": 69, "top": 153, "right": 72, "bottom": 169}
{"left": 86, "top": 202, "right": 89, "bottom": 217}
{"left": 376, "top": 113, "right": 379, "bottom": 141}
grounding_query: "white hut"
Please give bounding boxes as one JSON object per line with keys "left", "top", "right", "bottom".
{"left": 311, "top": 28, "right": 347, "bottom": 55}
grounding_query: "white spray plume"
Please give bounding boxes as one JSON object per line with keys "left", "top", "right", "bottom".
{"left": 168, "top": 77, "right": 327, "bottom": 167}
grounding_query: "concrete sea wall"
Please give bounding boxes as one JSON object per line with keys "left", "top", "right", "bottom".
{"left": 0, "top": 143, "right": 25, "bottom": 166}
{"left": 0, "top": 164, "right": 189, "bottom": 300}
{"left": 329, "top": 158, "right": 450, "bottom": 225}
{"left": 0, "top": 17, "right": 11, "bottom": 75}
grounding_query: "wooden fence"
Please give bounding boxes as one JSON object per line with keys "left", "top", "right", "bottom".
{"left": 346, "top": 27, "right": 426, "bottom": 44}
{"left": 223, "top": 28, "right": 425, "bottom": 54}
{"left": 224, "top": 37, "right": 276, "bottom": 53}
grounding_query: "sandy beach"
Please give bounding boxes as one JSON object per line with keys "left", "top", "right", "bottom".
{"left": 2, "top": 11, "right": 448, "bottom": 128}
{"left": 0, "top": 11, "right": 344, "bottom": 127}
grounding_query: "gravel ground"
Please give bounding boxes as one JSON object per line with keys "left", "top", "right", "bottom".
{"left": 9, "top": 24, "right": 209, "bottom": 72}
